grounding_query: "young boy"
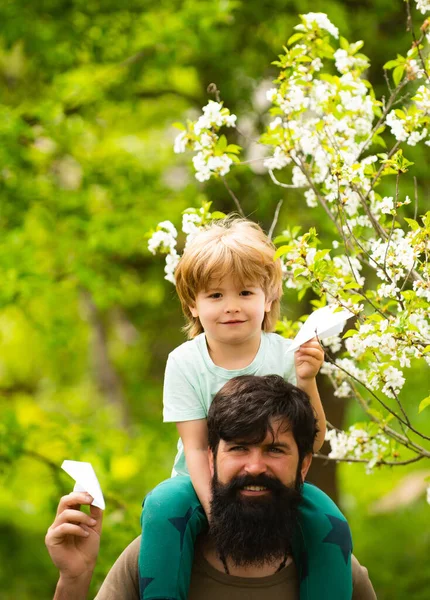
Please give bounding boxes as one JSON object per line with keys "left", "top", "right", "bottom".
{"left": 139, "top": 218, "right": 352, "bottom": 600}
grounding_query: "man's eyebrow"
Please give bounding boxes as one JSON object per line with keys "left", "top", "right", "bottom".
{"left": 224, "top": 440, "right": 292, "bottom": 450}
{"left": 264, "top": 442, "right": 292, "bottom": 450}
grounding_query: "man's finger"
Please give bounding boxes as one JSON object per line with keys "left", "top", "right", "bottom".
{"left": 56, "top": 492, "right": 94, "bottom": 517}
{"left": 89, "top": 505, "right": 103, "bottom": 534}
{"left": 55, "top": 508, "right": 98, "bottom": 529}
{"left": 46, "top": 523, "right": 90, "bottom": 545}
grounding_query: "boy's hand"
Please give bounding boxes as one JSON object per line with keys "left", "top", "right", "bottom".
{"left": 294, "top": 337, "right": 324, "bottom": 382}
{"left": 45, "top": 492, "right": 102, "bottom": 582}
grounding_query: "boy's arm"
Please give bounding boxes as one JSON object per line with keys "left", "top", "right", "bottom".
{"left": 294, "top": 338, "right": 326, "bottom": 452}
{"left": 176, "top": 419, "right": 212, "bottom": 517}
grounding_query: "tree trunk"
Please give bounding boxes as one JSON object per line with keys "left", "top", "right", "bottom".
{"left": 80, "top": 289, "right": 129, "bottom": 427}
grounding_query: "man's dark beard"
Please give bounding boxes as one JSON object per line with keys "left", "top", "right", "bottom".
{"left": 209, "top": 468, "right": 302, "bottom": 569}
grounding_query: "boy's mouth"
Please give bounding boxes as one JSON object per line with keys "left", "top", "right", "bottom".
{"left": 222, "top": 320, "right": 246, "bottom": 324}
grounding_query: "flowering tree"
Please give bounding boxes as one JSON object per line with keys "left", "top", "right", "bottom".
{"left": 149, "top": 1, "right": 430, "bottom": 494}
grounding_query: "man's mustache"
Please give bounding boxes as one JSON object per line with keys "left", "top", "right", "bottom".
{"left": 218, "top": 473, "right": 289, "bottom": 495}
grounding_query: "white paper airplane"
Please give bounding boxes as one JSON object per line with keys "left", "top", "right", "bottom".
{"left": 287, "top": 305, "right": 355, "bottom": 353}
{"left": 61, "top": 460, "right": 105, "bottom": 510}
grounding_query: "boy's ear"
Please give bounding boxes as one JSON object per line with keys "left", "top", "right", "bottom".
{"left": 264, "top": 298, "right": 273, "bottom": 313}
{"left": 189, "top": 305, "right": 198, "bottom": 318}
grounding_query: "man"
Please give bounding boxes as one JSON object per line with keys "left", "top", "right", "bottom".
{"left": 46, "top": 375, "right": 377, "bottom": 599}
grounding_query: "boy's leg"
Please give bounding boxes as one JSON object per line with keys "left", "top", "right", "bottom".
{"left": 139, "top": 476, "right": 208, "bottom": 600}
{"left": 293, "top": 482, "right": 353, "bottom": 600}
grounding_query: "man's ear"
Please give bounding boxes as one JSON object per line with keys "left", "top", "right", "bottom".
{"left": 300, "top": 453, "right": 312, "bottom": 482}
{"left": 208, "top": 449, "right": 215, "bottom": 478}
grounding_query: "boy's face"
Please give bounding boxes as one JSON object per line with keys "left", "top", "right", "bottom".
{"left": 189, "top": 274, "right": 272, "bottom": 347}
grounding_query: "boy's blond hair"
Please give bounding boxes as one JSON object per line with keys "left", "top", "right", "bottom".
{"left": 175, "top": 217, "right": 283, "bottom": 338}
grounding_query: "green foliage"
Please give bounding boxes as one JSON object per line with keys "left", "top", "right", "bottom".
{"left": 0, "top": 0, "right": 428, "bottom": 598}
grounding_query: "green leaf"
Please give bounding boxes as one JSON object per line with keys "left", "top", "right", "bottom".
{"left": 287, "top": 32, "right": 304, "bottom": 46}
{"left": 172, "top": 121, "right": 186, "bottom": 130}
{"left": 298, "top": 287, "right": 307, "bottom": 301}
{"left": 404, "top": 217, "right": 420, "bottom": 231}
{"left": 218, "top": 134, "right": 227, "bottom": 151}
{"left": 343, "top": 282, "right": 362, "bottom": 290}
{"left": 372, "top": 134, "right": 386, "bottom": 148}
{"left": 422, "top": 345, "right": 430, "bottom": 354}
{"left": 383, "top": 59, "right": 399, "bottom": 70}
{"left": 350, "top": 40, "right": 364, "bottom": 54}
{"left": 314, "top": 249, "right": 330, "bottom": 261}
{"left": 340, "top": 36, "right": 349, "bottom": 51}
{"left": 418, "top": 396, "right": 430, "bottom": 413}
{"left": 393, "top": 65, "right": 405, "bottom": 86}
{"left": 343, "top": 329, "right": 358, "bottom": 339}
{"left": 225, "top": 144, "right": 241, "bottom": 154}
{"left": 210, "top": 211, "right": 226, "bottom": 219}
{"left": 274, "top": 245, "right": 291, "bottom": 260}
{"left": 368, "top": 408, "right": 384, "bottom": 421}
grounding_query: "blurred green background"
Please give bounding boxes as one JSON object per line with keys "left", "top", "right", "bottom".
{"left": 0, "top": 1, "right": 429, "bottom": 598}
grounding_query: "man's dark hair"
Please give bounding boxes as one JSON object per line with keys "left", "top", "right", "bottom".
{"left": 207, "top": 374, "right": 317, "bottom": 463}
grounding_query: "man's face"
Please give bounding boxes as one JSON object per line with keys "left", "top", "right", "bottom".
{"left": 208, "top": 418, "right": 312, "bottom": 568}
{"left": 209, "top": 417, "right": 311, "bottom": 490}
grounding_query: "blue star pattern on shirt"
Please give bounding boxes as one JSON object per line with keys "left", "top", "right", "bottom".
{"left": 322, "top": 514, "right": 353, "bottom": 564}
{"left": 139, "top": 576, "right": 154, "bottom": 595}
{"left": 168, "top": 505, "right": 195, "bottom": 551}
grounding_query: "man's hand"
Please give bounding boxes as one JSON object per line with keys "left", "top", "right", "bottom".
{"left": 46, "top": 492, "right": 102, "bottom": 584}
{"left": 294, "top": 337, "right": 324, "bottom": 383}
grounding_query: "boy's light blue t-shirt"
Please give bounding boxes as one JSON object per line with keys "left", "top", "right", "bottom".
{"left": 163, "top": 332, "right": 296, "bottom": 476}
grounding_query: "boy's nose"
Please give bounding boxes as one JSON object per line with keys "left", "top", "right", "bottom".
{"left": 225, "top": 305, "right": 240, "bottom": 313}
{"left": 225, "top": 298, "right": 241, "bottom": 312}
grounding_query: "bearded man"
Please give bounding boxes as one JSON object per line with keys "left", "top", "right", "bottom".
{"left": 46, "top": 375, "right": 376, "bottom": 599}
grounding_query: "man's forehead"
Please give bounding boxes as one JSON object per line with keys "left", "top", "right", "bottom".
{"left": 221, "top": 417, "right": 294, "bottom": 446}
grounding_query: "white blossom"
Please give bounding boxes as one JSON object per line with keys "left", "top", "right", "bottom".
{"left": 386, "top": 111, "right": 408, "bottom": 141}
{"left": 164, "top": 250, "right": 180, "bottom": 284}
{"left": 334, "top": 48, "right": 369, "bottom": 74}
{"left": 413, "top": 85, "right": 430, "bottom": 114}
{"left": 292, "top": 165, "right": 309, "bottom": 187}
{"left": 415, "top": 0, "right": 430, "bottom": 14}
{"left": 299, "top": 12, "right": 339, "bottom": 39}
{"left": 305, "top": 189, "right": 318, "bottom": 208}
{"left": 264, "top": 147, "right": 291, "bottom": 170}
{"left": 266, "top": 88, "right": 278, "bottom": 102}
{"left": 147, "top": 221, "right": 178, "bottom": 255}
{"left": 173, "top": 131, "right": 187, "bottom": 154}
{"left": 207, "top": 154, "right": 233, "bottom": 176}
{"left": 407, "top": 128, "right": 428, "bottom": 146}
{"left": 380, "top": 196, "right": 394, "bottom": 214}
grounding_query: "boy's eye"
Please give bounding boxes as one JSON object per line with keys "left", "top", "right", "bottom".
{"left": 240, "top": 290, "right": 252, "bottom": 296}
{"left": 208, "top": 292, "right": 222, "bottom": 299}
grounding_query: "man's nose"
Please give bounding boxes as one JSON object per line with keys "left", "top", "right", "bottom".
{"left": 243, "top": 451, "right": 268, "bottom": 476}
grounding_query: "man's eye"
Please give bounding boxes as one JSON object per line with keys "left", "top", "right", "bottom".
{"left": 268, "top": 447, "right": 283, "bottom": 454}
{"left": 229, "top": 445, "right": 247, "bottom": 452}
